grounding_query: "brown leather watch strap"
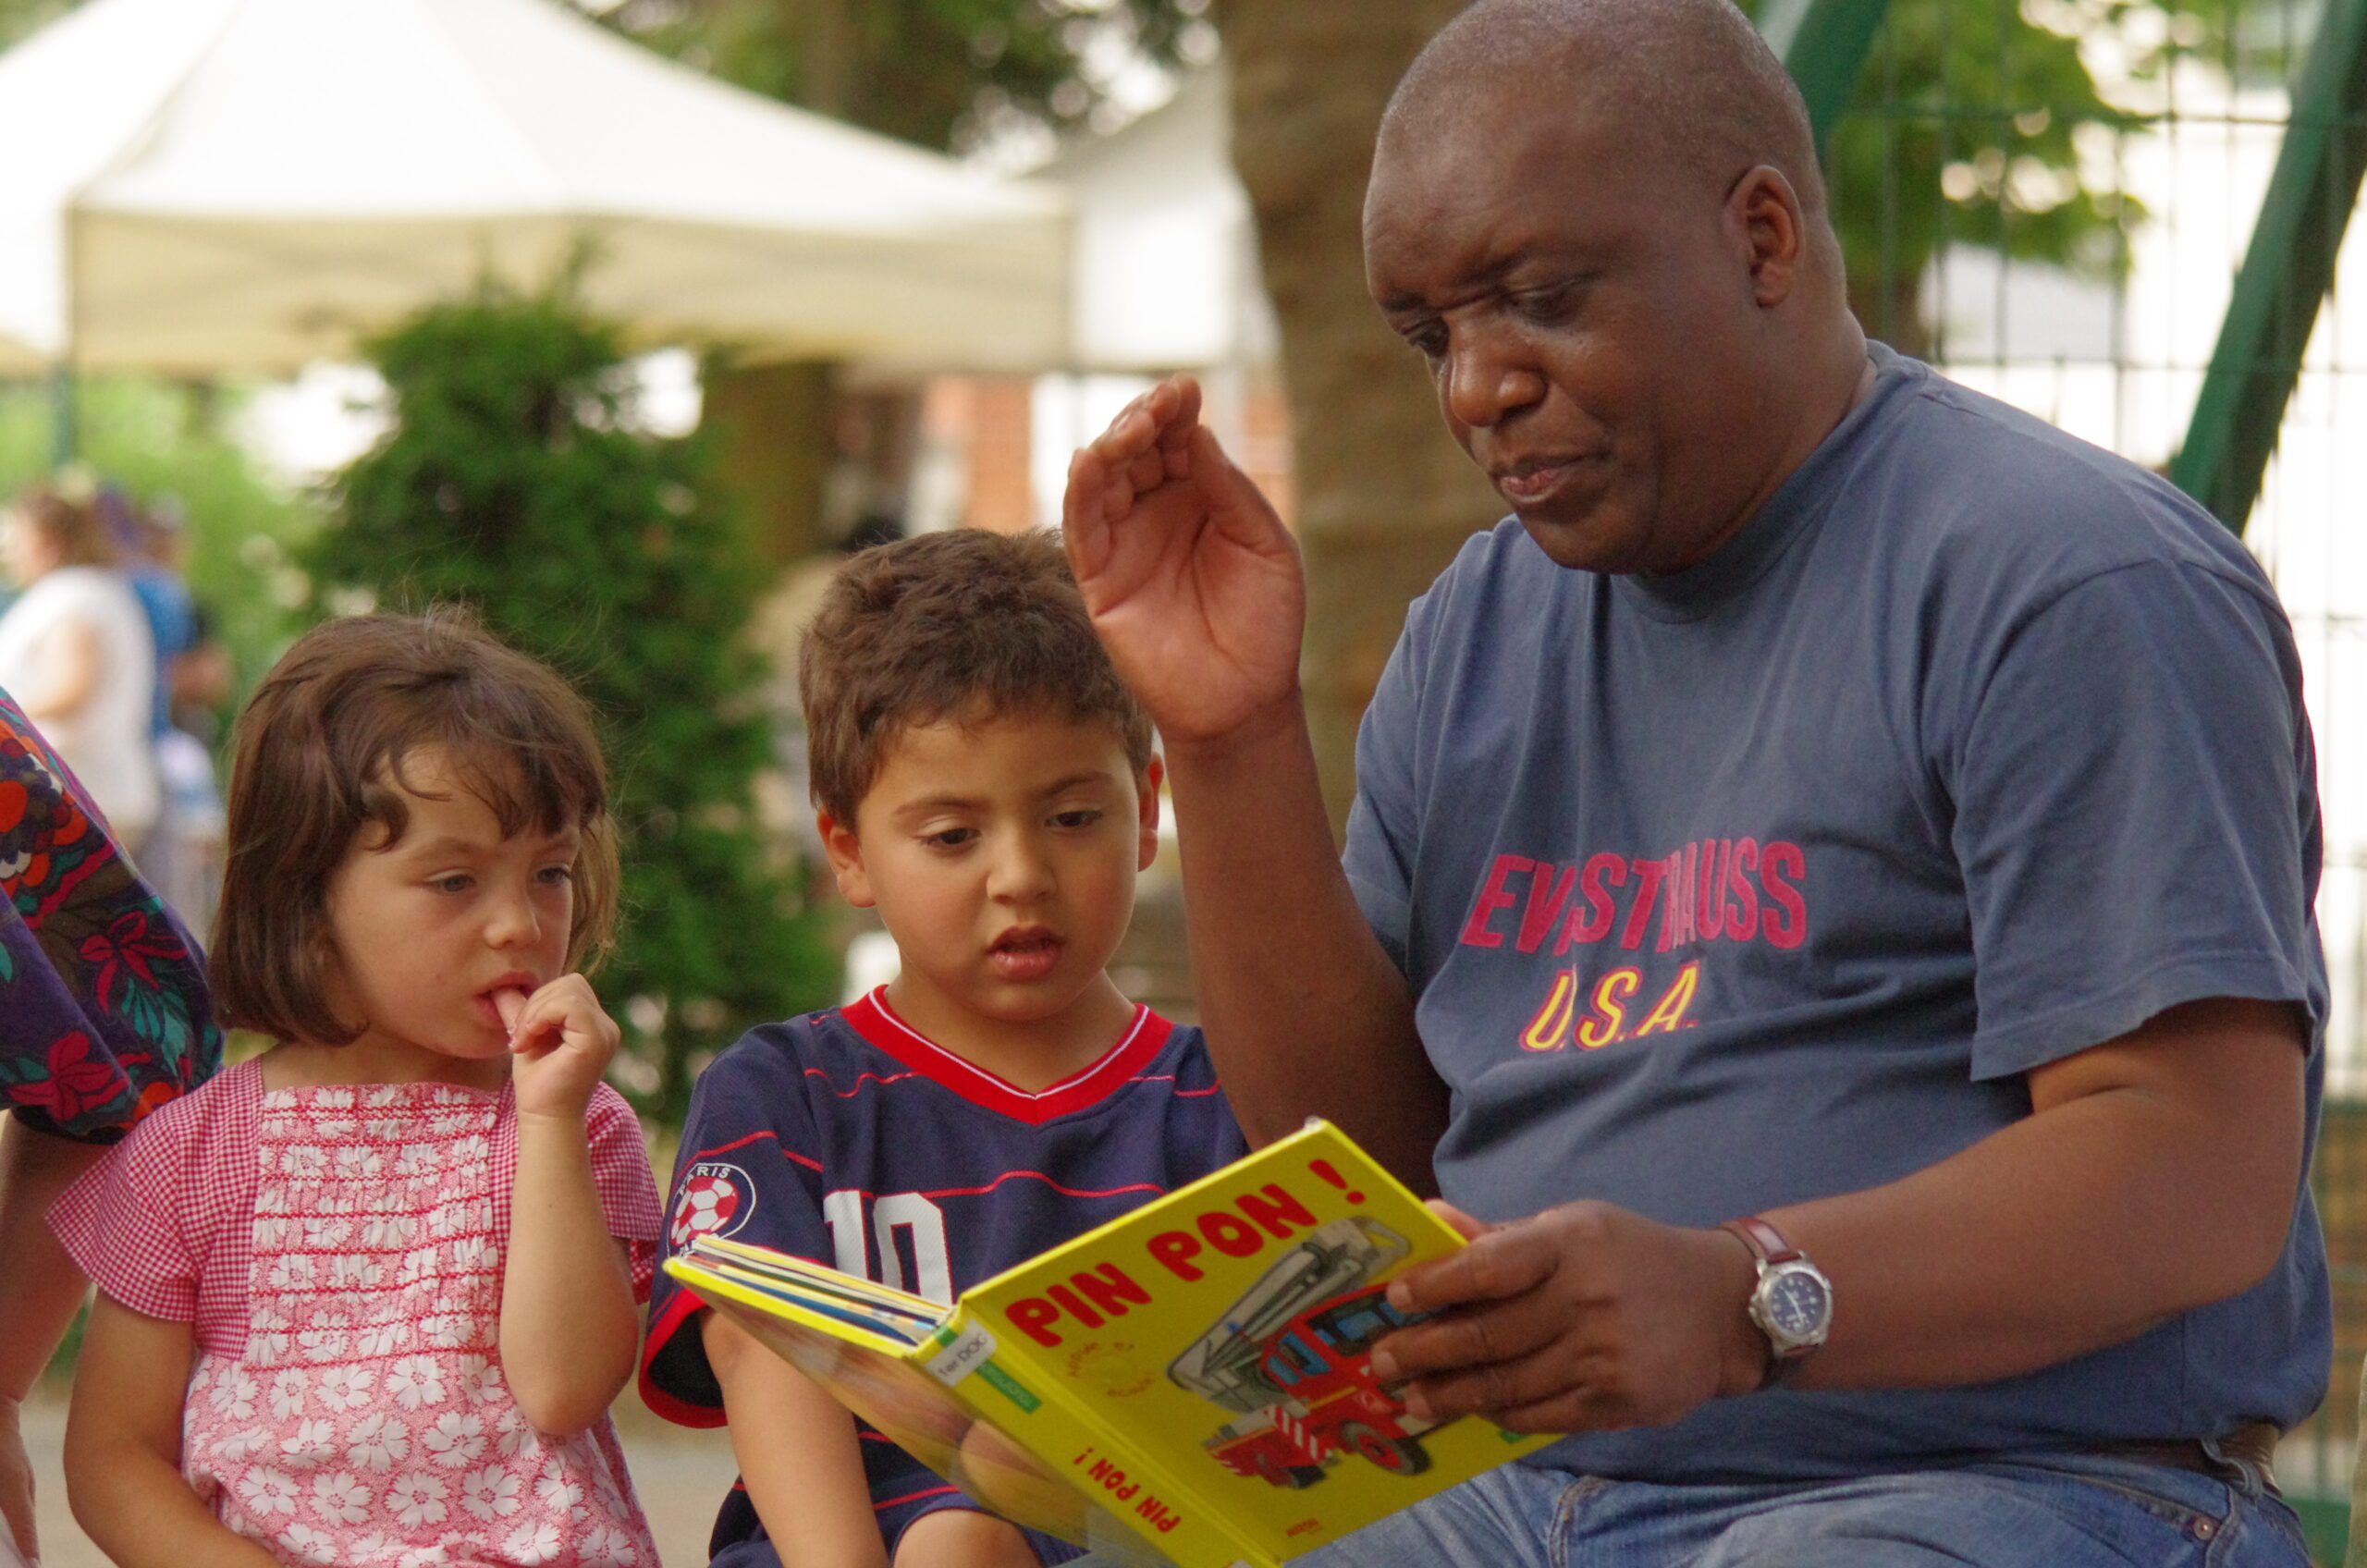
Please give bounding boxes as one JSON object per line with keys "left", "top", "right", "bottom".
{"left": 1722, "top": 1214, "right": 1801, "bottom": 1268}
{"left": 1721, "top": 1215, "right": 1817, "bottom": 1390}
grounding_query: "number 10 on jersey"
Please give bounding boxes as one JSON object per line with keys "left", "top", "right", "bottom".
{"left": 822, "top": 1189, "right": 953, "bottom": 1305}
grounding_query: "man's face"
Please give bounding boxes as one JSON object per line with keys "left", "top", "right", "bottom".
{"left": 1364, "top": 99, "right": 1769, "bottom": 574}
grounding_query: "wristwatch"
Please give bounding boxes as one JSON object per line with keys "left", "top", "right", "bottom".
{"left": 1720, "top": 1215, "right": 1834, "bottom": 1389}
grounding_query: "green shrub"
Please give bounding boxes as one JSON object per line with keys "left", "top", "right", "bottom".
{"left": 307, "top": 276, "right": 838, "bottom": 1125}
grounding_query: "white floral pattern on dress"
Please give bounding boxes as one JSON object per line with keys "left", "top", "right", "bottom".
{"left": 277, "top": 1521, "right": 339, "bottom": 1566}
{"left": 178, "top": 1081, "right": 656, "bottom": 1566}
{"left": 279, "top": 1417, "right": 335, "bottom": 1464}
{"left": 316, "top": 1365, "right": 374, "bottom": 1412}
{"left": 312, "top": 1470, "right": 372, "bottom": 1525}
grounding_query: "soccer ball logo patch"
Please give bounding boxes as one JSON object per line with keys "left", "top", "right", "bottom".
{"left": 669, "top": 1162, "right": 755, "bottom": 1251}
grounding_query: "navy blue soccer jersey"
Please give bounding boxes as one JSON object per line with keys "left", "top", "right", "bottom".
{"left": 641, "top": 987, "right": 1245, "bottom": 1562}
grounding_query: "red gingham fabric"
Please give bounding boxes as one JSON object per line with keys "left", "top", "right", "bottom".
{"left": 584, "top": 1086, "right": 666, "bottom": 1300}
{"left": 52, "top": 1062, "right": 666, "bottom": 1566}
{"left": 51, "top": 1060, "right": 664, "bottom": 1354}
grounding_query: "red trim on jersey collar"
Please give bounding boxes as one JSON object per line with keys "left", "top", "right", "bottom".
{"left": 840, "top": 987, "right": 1174, "bottom": 1126}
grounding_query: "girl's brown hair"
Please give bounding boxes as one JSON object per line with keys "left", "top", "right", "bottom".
{"left": 211, "top": 609, "right": 619, "bottom": 1045}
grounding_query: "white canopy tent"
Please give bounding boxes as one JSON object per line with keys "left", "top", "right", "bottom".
{"left": 1042, "top": 66, "right": 1274, "bottom": 376}
{"left": 0, "top": 0, "right": 1071, "bottom": 379}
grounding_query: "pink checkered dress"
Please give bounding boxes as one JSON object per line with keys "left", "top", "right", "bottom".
{"left": 53, "top": 1060, "right": 665, "bottom": 1568}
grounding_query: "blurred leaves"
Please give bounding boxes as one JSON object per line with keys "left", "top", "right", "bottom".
{"left": 1737, "top": 0, "right": 2304, "bottom": 352}
{"left": 309, "top": 273, "right": 838, "bottom": 1125}
{"left": 595, "top": 0, "right": 1217, "bottom": 153}
{"left": 0, "top": 0, "right": 74, "bottom": 50}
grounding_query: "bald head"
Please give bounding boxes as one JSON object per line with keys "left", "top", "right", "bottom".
{"left": 1380, "top": 0, "right": 1827, "bottom": 223}
{"left": 1359, "top": 0, "right": 1869, "bottom": 577}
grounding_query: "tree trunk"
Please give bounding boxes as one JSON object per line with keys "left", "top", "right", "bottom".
{"left": 1217, "top": 2, "right": 1502, "bottom": 839}
{"left": 703, "top": 360, "right": 835, "bottom": 568}
{"left": 791, "top": 0, "right": 859, "bottom": 121}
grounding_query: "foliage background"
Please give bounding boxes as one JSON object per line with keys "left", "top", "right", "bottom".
{"left": 595, "top": 0, "right": 1215, "bottom": 153}
{"left": 307, "top": 277, "right": 837, "bottom": 1124}
{"left": 0, "top": 0, "right": 2315, "bottom": 1084}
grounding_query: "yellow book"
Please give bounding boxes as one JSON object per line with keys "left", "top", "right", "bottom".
{"left": 664, "top": 1120, "right": 1555, "bottom": 1568}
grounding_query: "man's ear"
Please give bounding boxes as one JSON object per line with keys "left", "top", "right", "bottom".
{"left": 1732, "top": 164, "right": 1807, "bottom": 308}
{"left": 1135, "top": 755, "right": 1165, "bottom": 874}
{"left": 818, "top": 809, "right": 877, "bottom": 909}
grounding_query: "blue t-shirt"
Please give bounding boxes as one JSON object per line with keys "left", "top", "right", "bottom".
{"left": 642, "top": 990, "right": 1247, "bottom": 1553}
{"left": 1343, "top": 344, "right": 2330, "bottom": 1482}
{"left": 124, "top": 566, "right": 194, "bottom": 739}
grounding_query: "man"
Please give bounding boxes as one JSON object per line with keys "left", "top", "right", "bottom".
{"left": 1061, "top": 0, "right": 2325, "bottom": 1562}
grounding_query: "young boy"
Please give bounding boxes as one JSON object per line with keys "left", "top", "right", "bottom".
{"left": 642, "top": 528, "right": 1247, "bottom": 1568}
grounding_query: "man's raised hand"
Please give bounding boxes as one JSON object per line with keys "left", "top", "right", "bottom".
{"left": 1061, "top": 375, "right": 1306, "bottom": 745}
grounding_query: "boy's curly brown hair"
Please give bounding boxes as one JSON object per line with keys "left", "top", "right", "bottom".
{"left": 799, "top": 528, "right": 1154, "bottom": 824}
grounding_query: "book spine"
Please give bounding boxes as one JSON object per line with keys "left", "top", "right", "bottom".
{"left": 922, "top": 1305, "right": 1270, "bottom": 1568}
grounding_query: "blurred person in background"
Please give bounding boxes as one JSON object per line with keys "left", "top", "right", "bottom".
{"left": 0, "top": 688, "right": 219, "bottom": 1568}
{"left": 164, "top": 604, "right": 234, "bottom": 748}
{"left": 0, "top": 490, "right": 158, "bottom": 858}
{"left": 153, "top": 599, "right": 233, "bottom": 934}
{"left": 93, "top": 487, "right": 195, "bottom": 748}
{"left": 104, "top": 491, "right": 224, "bottom": 931}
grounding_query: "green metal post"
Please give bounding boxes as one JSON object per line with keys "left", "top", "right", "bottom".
{"left": 48, "top": 362, "right": 76, "bottom": 470}
{"left": 2170, "top": 0, "right": 2367, "bottom": 533}
{"left": 1759, "top": 0, "right": 1895, "bottom": 151}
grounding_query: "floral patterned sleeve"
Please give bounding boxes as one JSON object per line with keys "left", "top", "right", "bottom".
{"left": 0, "top": 687, "right": 220, "bottom": 1142}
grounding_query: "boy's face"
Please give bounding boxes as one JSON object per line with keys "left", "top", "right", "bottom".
{"left": 821, "top": 708, "right": 1160, "bottom": 1048}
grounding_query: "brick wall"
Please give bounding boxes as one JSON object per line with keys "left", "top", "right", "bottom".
{"left": 962, "top": 375, "right": 1038, "bottom": 535}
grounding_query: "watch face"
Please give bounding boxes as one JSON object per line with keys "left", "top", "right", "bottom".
{"left": 1762, "top": 1267, "right": 1832, "bottom": 1344}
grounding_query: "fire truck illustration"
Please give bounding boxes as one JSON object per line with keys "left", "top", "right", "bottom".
{"left": 1165, "top": 1217, "right": 1435, "bottom": 1488}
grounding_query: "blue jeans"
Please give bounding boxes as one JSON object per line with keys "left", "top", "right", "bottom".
{"left": 1284, "top": 1452, "right": 2310, "bottom": 1567}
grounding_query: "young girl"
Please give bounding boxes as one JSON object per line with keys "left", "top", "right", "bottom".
{"left": 50, "top": 611, "right": 664, "bottom": 1568}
